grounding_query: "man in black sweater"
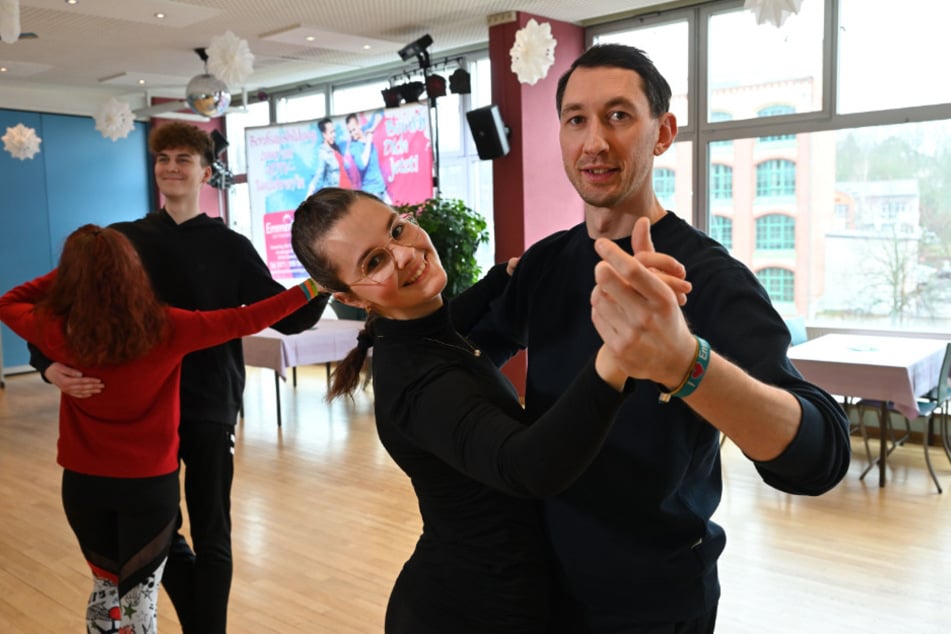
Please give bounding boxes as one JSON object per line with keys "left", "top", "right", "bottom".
{"left": 467, "top": 44, "right": 851, "bottom": 632}
{"left": 30, "top": 123, "right": 329, "bottom": 632}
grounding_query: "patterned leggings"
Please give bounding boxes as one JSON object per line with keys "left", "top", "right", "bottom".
{"left": 86, "top": 559, "right": 166, "bottom": 634}
{"left": 61, "top": 469, "right": 179, "bottom": 634}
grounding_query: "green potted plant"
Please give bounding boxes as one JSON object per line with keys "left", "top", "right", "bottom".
{"left": 395, "top": 196, "right": 489, "bottom": 299}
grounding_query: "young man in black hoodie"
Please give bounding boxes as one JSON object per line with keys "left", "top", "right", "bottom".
{"left": 31, "top": 122, "right": 329, "bottom": 633}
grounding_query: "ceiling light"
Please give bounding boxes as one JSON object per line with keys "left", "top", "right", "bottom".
{"left": 305, "top": 35, "right": 315, "bottom": 41}
{"left": 363, "top": 44, "right": 371, "bottom": 50}
{"left": 65, "top": 0, "right": 78, "bottom": 5}
{"left": 154, "top": 12, "right": 166, "bottom": 19}
{"left": 0, "top": 67, "right": 7, "bottom": 73}
{"left": 138, "top": 79, "right": 145, "bottom": 85}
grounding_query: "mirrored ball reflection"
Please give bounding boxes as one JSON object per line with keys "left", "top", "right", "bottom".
{"left": 186, "top": 73, "right": 231, "bottom": 117}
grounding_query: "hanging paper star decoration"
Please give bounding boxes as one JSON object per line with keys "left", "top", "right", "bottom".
{"left": 94, "top": 97, "right": 136, "bottom": 141}
{"left": 509, "top": 19, "right": 557, "bottom": 86}
{"left": 2, "top": 123, "right": 41, "bottom": 160}
{"left": 206, "top": 30, "right": 255, "bottom": 87}
{"left": 744, "top": 0, "right": 804, "bottom": 28}
{"left": 0, "top": 0, "right": 21, "bottom": 44}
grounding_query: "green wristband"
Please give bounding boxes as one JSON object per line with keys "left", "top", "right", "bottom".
{"left": 299, "top": 278, "right": 321, "bottom": 301}
{"left": 658, "top": 336, "right": 711, "bottom": 403}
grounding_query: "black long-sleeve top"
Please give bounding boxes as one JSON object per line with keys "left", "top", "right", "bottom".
{"left": 465, "top": 212, "right": 852, "bottom": 627}
{"left": 371, "top": 273, "right": 627, "bottom": 632}
{"left": 30, "top": 210, "right": 329, "bottom": 426}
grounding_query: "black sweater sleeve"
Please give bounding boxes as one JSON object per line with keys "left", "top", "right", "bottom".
{"left": 397, "top": 357, "right": 626, "bottom": 498}
{"left": 27, "top": 342, "right": 53, "bottom": 383}
{"left": 449, "top": 262, "right": 510, "bottom": 336}
{"left": 235, "top": 235, "right": 330, "bottom": 334}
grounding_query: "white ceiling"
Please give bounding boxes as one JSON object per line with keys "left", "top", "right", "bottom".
{"left": 0, "top": 0, "right": 662, "bottom": 109}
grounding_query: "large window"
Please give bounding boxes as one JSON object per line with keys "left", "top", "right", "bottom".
{"left": 597, "top": 21, "right": 690, "bottom": 126}
{"left": 224, "top": 100, "right": 270, "bottom": 238}
{"left": 706, "top": 2, "right": 824, "bottom": 121}
{"left": 837, "top": 0, "right": 951, "bottom": 113}
{"left": 590, "top": 0, "right": 951, "bottom": 332}
{"left": 331, "top": 81, "right": 388, "bottom": 116}
{"left": 276, "top": 92, "right": 326, "bottom": 124}
{"left": 710, "top": 111, "right": 733, "bottom": 149}
{"left": 757, "top": 105, "right": 795, "bottom": 143}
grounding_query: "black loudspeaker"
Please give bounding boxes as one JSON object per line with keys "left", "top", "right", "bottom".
{"left": 466, "top": 105, "right": 510, "bottom": 160}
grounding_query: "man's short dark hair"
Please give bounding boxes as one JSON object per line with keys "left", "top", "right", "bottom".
{"left": 148, "top": 122, "right": 215, "bottom": 167}
{"left": 555, "top": 44, "right": 672, "bottom": 119}
{"left": 318, "top": 117, "right": 334, "bottom": 133}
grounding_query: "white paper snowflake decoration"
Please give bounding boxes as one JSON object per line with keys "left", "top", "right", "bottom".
{"left": 744, "top": 0, "right": 804, "bottom": 28}
{"left": 0, "top": 0, "right": 21, "bottom": 44}
{"left": 2, "top": 123, "right": 41, "bottom": 160}
{"left": 206, "top": 30, "right": 255, "bottom": 87}
{"left": 509, "top": 19, "right": 557, "bottom": 85}
{"left": 94, "top": 97, "right": 136, "bottom": 141}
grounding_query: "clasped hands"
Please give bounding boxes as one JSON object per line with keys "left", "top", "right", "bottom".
{"left": 591, "top": 217, "right": 699, "bottom": 390}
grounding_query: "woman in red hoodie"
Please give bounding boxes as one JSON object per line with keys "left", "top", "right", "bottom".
{"left": 0, "top": 224, "right": 319, "bottom": 633}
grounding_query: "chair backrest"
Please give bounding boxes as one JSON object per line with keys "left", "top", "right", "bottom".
{"left": 784, "top": 316, "right": 808, "bottom": 346}
{"left": 936, "top": 342, "right": 951, "bottom": 402}
{"left": 330, "top": 298, "right": 368, "bottom": 321}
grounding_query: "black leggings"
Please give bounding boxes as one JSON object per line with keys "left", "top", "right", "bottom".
{"left": 61, "top": 468, "right": 179, "bottom": 595}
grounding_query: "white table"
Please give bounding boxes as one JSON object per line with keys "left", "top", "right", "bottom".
{"left": 242, "top": 320, "right": 364, "bottom": 425}
{"left": 788, "top": 333, "right": 948, "bottom": 487}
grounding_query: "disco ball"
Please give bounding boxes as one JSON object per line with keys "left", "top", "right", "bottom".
{"left": 186, "top": 73, "right": 231, "bottom": 117}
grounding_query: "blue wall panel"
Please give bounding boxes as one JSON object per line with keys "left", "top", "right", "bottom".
{"left": 43, "top": 114, "right": 150, "bottom": 258}
{"left": 0, "top": 110, "right": 52, "bottom": 371}
{"left": 0, "top": 109, "right": 150, "bottom": 371}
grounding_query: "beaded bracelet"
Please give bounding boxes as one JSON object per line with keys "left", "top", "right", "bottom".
{"left": 657, "top": 336, "right": 711, "bottom": 403}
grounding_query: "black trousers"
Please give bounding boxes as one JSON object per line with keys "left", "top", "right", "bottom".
{"left": 549, "top": 586, "right": 718, "bottom": 634}
{"left": 161, "top": 421, "right": 235, "bottom": 634}
{"left": 61, "top": 468, "right": 179, "bottom": 596}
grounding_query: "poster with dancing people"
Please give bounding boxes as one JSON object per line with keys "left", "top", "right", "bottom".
{"left": 245, "top": 103, "right": 434, "bottom": 281}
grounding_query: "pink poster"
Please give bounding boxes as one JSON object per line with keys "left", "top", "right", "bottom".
{"left": 374, "top": 105, "right": 435, "bottom": 205}
{"left": 261, "top": 210, "right": 305, "bottom": 279}
{"left": 245, "top": 103, "right": 434, "bottom": 280}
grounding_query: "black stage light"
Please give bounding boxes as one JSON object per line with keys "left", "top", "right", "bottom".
{"left": 426, "top": 73, "right": 447, "bottom": 99}
{"left": 398, "top": 34, "right": 433, "bottom": 64}
{"left": 381, "top": 86, "right": 402, "bottom": 108}
{"left": 398, "top": 81, "right": 426, "bottom": 103}
{"left": 208, "top": 130, "right": 234, "bottom": 189}
{"left": 449, "top": 68, "right": 471, "bottom": 95}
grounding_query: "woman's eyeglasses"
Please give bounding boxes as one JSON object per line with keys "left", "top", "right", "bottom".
{"left": 348, "top": 214, "right": 420, "bottom": 287}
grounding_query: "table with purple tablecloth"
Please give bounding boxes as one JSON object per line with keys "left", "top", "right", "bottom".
{"left": 242, "top": 320, "right": 364, "bottom": 425}
{"left": 788, "top": 333, "right": 947, "bottom": 487}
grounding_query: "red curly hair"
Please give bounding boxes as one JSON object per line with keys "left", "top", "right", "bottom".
{"left": 36, "top": 225, "right": 168, "bottom": 366}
